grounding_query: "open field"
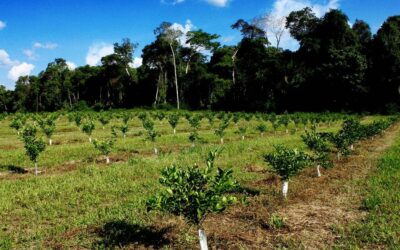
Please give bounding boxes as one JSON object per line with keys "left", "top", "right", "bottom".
{"left": 0, "top": 111, "right": 399, "bottom": 249}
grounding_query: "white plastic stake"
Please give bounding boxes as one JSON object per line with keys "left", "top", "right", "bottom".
{"left": 198, "top": 229, "right": 208, "bottom": 250}
{"left": 154, "top": 147, "right": 158, "bottom": 155}
{"left": 49, "top": 139, "right": 52, "bottom": 146}
{"left": 282, "top": 181, "right": 289, "bottom": 198}
{"left": 89, "top": 137, "right": 92, "bottom": 143}
{"left": 106, "top": 156, "right": 110, "bottom": 164}
{"left": 173, "top": 128, "right": 176, "bottom": 135}
{"left": 220, "top": 138, "right": 224, "bottom": 144}
{"left": 317, "top": 165, "right": 321, "bottom": 177}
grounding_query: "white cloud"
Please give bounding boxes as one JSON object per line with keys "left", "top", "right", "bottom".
{"left": 161, "top": 0, "right": 230, "bottom": 7}
{"left": 85, "top": 43, "right": 114, "bottom": 66}
{"left": 23, "top": 49, "right": 36, "bottom": 60}
{"left": 0, "top": 49, "right": 16, "bottom": 67}
{"left": 171, "top": 20, "right": 195, "bottom": 47}
{"left": 267, "top": 0, "right": 340, "bottom": 50}
{"left": 8, "top": 62, "right": 35, "bottom": 81}
{"left": 204, "top": 0, "right": 230, "bottom": 7}
{"left": 33, "top": 42, "right": 58, "bottom": 50}
{"left": 0, "top": 20, "right": 6, "bottom": 30}
{"left": 129, "top": 57, "right": 143, "bottom": 68}
{"left": 66, "top": 61, "right": 77, "bottom": 70}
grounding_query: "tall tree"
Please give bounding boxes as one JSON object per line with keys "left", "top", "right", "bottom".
{"left": 155, "top": 22, "right": 183, "bottom": 110}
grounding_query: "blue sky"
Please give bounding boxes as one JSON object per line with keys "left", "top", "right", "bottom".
{"left": 0, "top": 0, "right": 399, "bottom": 89}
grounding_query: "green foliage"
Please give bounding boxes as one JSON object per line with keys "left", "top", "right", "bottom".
{"left": 10, "top": 116, "right": 25, "bottom": 133}
{"left": 142, "top": 118, "right": 159, "bottom": 143}
{"left": 21, "top": 125, "right": 46, "bottom": 163}
{"left": 269, "top": 213, "right": 286, "bottom": 230}
{"left": 81, "top": 120, "right": 95, "bottom": 136}
{"left": 37, "top": 115, "right": 57, "bottom": 139}
{"left": 167, "top": 113, "right": 180, "bottom": 130}
{"left": 74, "top": 114, "right": 83, "bottom": 127}
{"left": 215, "top": 118, "right": 230, "bottom": 139}
{"left": 120, "top": 124, "right": 129, "bottom": 137}
{"left": 264, "top": 145, "right": 311, "bottom": 181}
{"left": 93, "top": 137, "right": 115, "bottom": 157}
{"left": 256, "top": 123, "right": 267, "bottom": 135}
{"left": 147, "top": 149, "right": 239, "bottom": 225}
{"left": 301, "top": 128, "right": 332, "bottom": 168}
{"left": 98, "top": 113, "right": 111, "bottom": 127}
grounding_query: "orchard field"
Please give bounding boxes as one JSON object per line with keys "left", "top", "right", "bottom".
{"left": 0, "top": 110, "right": 399, "bottom": 249}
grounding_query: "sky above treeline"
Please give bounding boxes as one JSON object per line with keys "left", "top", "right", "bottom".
{"left": 0, "top": 0, "right": 399, "bottom": 89}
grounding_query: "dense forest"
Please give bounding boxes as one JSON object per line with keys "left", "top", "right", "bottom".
{"left": 0, "top": 8, "right": 399, "bottom": 113}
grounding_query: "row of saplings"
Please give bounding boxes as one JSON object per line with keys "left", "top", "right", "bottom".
{"left": 8, "top": 111, "right": 349, "bottom": 168}
{"left": 145, "top": 117, "right": 397, "bottom": 249}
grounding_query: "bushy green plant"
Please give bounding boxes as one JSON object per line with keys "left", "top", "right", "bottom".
{"left": 215, "top": 118, "right": 230, "bottom": 144}
{"left": 142, "top": 118, "right": 160, "bottom": 154}
{"left": 81, "top": 120, "right": 95, "bottom": 142}
{"left": 264, "top": 145, "right": 311, "bottom": 198}
{"left": 168, "top": 113, "right": 180, "bottom": 135}
{"left": 279, "top": 112, "right": 291, "bottom": 134}
{"left": 93, "top": 133, "right": 115, "bottom": 164}
{"left": 10, "top": 115, "right": 26, "bottom": 135}
{"left": 237, "top": 126, "right": 247, "bottom": 140}
{"left": 98, "top": 113, "right": 111, "bottom": 129}
{"left": 120, "top": 124, "right": 129, "bottom": 138}
{"left": 21, "top": 125, "right": 46, "bottom": 176}
{"left": 147, "top": 149, "right": 240, "bottom": 249}
{"left": 37, "top": 115, "right": 57, "bottom": 145}
{"left": 301, "top": 128, "right": 332, "bottom": 177}
{"left": 256, "top": 123, "right": 267, "bottom": 137}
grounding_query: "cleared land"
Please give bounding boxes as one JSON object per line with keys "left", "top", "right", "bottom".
{"left": 0, "top": 112, "right": 398, "bottom": 249}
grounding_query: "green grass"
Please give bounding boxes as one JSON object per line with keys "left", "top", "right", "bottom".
{"left": 334, "top": 131, "right": 400, "bottom": 249}
{"left": 0, "top": 112, "right": 390, "bottom": 248}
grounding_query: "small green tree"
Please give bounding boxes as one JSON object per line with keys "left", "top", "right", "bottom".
{"left": 98, "top": 113, "right": 111, "bottom": 129}
{"left": 279, "top": 113, "right": 291, "bottom": 134}
{"left": 237, "top": 126, "right": 247, "bottom": 140}
{"left": 168, "top": 113, "right": 180, "bottom": 135}
{"left": 147, "top": 149, "right": 240, "bottom": 250}
{"left": 256, "top": 123, "right": 267, "bottom": 137}
{"left": 188, "top": 116, "right": 201, "bottom": 147}
{"left": 205, "top": 112, "right": 215, "bottom": 128}
{"left": 264, "top": 145, "right": 310, "bottom": 198}
{"left": 120, "top": 124, "right": 129, "bottom": 138}
{"left": 81, "top": 120, "right": 95, "bottom": 143}
{"left": 301, "top": 128, "right": 332, "bottom": 177}
{"left": 21, "top": 125, "right": 46, "bottom": 176}
{"left": 74, "top": 113, "right": 83, "bottom": 127}
{"left": 93, "top": 132, "right": 115, "bottom": 164}
{"left": 10, "top": 116, "right": 25, "bottom": 135}
{"left": 215, "top": 118, "right": 230, "bottom": 144}
{"left": 37, "top": 115, "right": 57, "bottom": 145}
{"left": 143, "top": 118, "right": 160, "bottom": 154}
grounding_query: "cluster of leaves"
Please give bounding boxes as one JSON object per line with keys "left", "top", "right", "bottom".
{"left": 20, "top": 125, "right": 46, "bottom": 163}
{"left": 142, "top": 118, "right": 160, "bottom": 143}
{"left": 147, "top": 149, "right": 239, "bottom": 226}
{"left": 214, "top": 118, "right": 230, "bottom": 143}
{"left": 36, "top": 114, "right": 58, "bottom": 141}
{"left": 301, "top": 128, "right": 332, "bottom": 169}
{"left": 264, "top": 145, "right": 311, "bottom": 181}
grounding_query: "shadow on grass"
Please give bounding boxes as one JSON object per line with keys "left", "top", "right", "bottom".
{"left": 93, "top": 220, "right": 172, "bottom": 249}
{"left": 0, "top": 165, "right": 27, "bottom": 174}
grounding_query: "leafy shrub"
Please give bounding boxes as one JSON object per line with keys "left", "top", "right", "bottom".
{"left": 264, "top": 145, "right": 311, "bottom": 198}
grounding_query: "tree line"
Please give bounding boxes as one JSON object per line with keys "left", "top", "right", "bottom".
{"left": 0, "top": 8, "right": 399, "bottom": 113}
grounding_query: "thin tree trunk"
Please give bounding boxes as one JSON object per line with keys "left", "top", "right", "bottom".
{"left": 169, "top": 43, "right": 180, "bottom": 110}
{"left": 232, "top": 49, "right": 239, "bottom": 85}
